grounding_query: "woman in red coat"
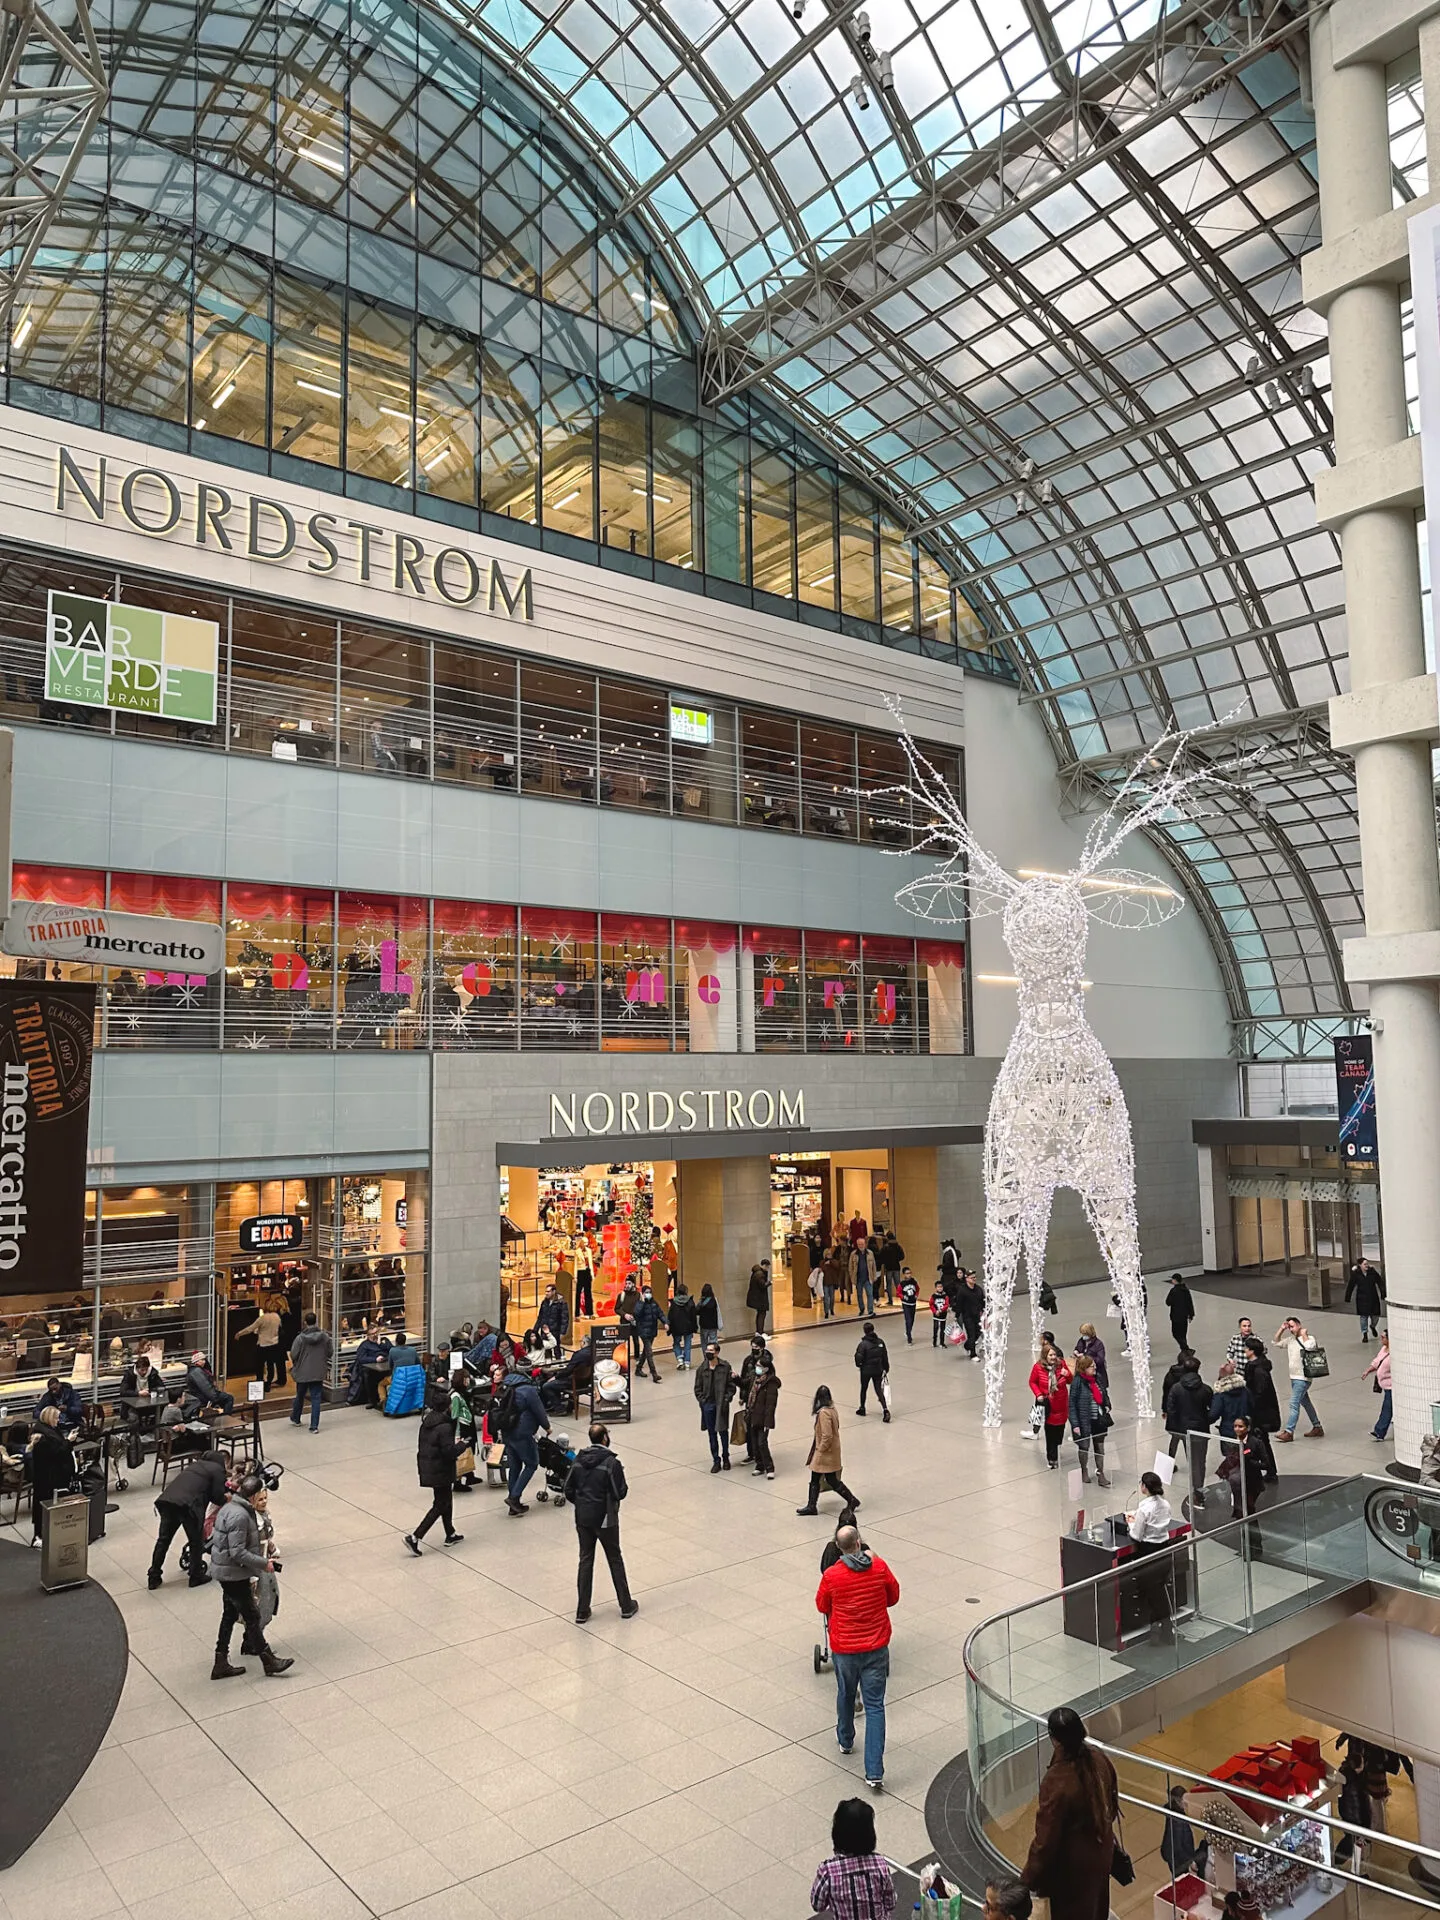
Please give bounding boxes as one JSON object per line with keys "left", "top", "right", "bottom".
{"left": 1029, "top": 1335, "right": 1073, "bottom": 1470}
{"left": 1024, "top": 1707, "right": 1120, "bottom": 1920}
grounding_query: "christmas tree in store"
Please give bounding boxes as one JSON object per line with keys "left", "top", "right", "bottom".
{"left": 629, "top": 1184, "right": 654, "bottom": 1267}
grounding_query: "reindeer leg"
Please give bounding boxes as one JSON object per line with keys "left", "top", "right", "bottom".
{"left": 1080, "top": 1187, "right": 1155, "bottom": 1419}
{"left": 981, "top": 1186, "right": 1024, "bottom": 1428}
{"left": 1020, "top": 1187, "right": 1055, "bottom": 1358}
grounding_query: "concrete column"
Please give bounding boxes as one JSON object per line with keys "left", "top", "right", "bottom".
{"left": 1196, "top": 1145, "right": 1234, "bottom": 1272}
{"left": 675, "top": 1154, "right": 771, "bottom": 1338}
{"left": 1313, "top": 5, "right": 1440, "bottom": 1465}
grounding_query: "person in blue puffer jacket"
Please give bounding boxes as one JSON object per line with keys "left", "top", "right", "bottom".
{"left": 383, "top": 1331, "right": 427, "bottom": 1417}
{"left": 633, "top": 1284, "right": 668, "bottom": 1384}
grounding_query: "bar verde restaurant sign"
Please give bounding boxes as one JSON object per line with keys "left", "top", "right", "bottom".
{"left": 53, "top": 447, "right": 534, "bottom": 622}
{"left": 47, "top": 590, "right": 219, "bottom": 724}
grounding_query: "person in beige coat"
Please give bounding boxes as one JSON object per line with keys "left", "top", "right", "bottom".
{"left": 797, "top": 1385, "right": 862, "bottom": 1515}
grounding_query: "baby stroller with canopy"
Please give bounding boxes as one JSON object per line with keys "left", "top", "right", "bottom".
{"left": 533, "top": 1431, "right": 576, "bottom": 1507}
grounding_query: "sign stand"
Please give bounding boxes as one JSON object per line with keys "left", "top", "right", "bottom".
{"left": 246, "top": 1378, "right": 267, "bottom": 1465}
{"left": 588, "top": 1325, "right": 631, "bottom": 1425}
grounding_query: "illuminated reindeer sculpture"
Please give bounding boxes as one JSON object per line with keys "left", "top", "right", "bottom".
{"left": 886, "top": 711, "right": 1241, "bottom": 1426}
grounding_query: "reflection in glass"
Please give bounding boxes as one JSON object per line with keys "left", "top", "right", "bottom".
{"left": 600, "top": 914, "right": 671, "bottom": 1051}
{"left": 839, "top": 483, "right": 878, "bottom": 623}
{"left": 11, "top": 211, "right": 103, "bottom": 401}
{"left": 541, "top": 370, "right": 597, "bottom": 538}
{"left": 272, "top": 277, "right": 343, "bottom": 466}
{"left": 880, "top": 518, "right": 916, "bottom": 632}
{"left": 416, "top": 324, "right": 478, "bottom": 506}
{"left": 481, "top": 348, "right": 540, "bottom": 521}
{"left": 598, "top": 679, "right": 667, "bottom": 811}
{"left": 346, "top": 299, "right": 415, "bottom": 483}
{"left": 744, "top": 926, "right": 803, "bottom": 1052}
{"left": 229, "top": 605, "right": 337, "bottom": 760}
{"left": 805, "top": 932, "right": 860, "bottom": 1052}
{"left": 225, "top": 883, "right": 335, "bottom": 1049}
{"left": 801, "top": 725, "right": 856, "bottom": 839}
{"left": 106, "top": 873, "right": 223, "bottom": 1049}
{"left": 599, "top": 391, "right": 650, "bottom": 557}
{"left": 653, "top": 410, "right": 699, "bottom": 570}
{"left": 340, "top": 622, "right": 429, "bottom": 775}
{"left": 521, "top": 664, "right": 595, "bottom": 798}
{"left": 435, "top": 646, "right": 516, "bottom": 789}
{"left": 797, "top": 467, "right": 839, "bottom": 612}
{"left": 751, "top": 449, "right": 795, "bottom": 600}
{"left": 432, "top": 901, "right": 517, "bottom": 1049}
{"left": 106, "top": 216, "right": 190, "bottom": 424}
{"left": 522, "top": 908, "right": 597, "bottom": 1049}
{"left": 192, "top": 245, "right": 270, "bottom": 447}
{"left": 703, "top": 427, "right": 747, "bottom": 583}
{"left": 337, "top": 893, "right": 426, "bottom": 1049}
{"left": 741, "top": 710, "right": 800, "bottom": 830}
{"left": 857, "top": 732, "right": 912, "bottom": 846}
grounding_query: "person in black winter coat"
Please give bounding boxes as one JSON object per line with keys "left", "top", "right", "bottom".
{"left": 1240, "top": 1338, "right": 1281, "bottom": 1483}
{"left": 534, "top": 1284, "right": 571, "bottom": 1350}
{"left": 668, "top": 1284, "right": 699, "bottom": 1370}
{"left": 26, "top": 1409, "right": 76, "bottom": 1545}
{"left": 1344, "top": 1259, "right": 1385, "bottom": 1342}
{"left": 634, "top": 1285, "right": 667, "bottom": 1383}
{"left": 746, "top": 1261, "right": 771, "bottom": 1336}
{"left": 564, "top": 1422, "right": 638, "bottom": 1622}
{"left": 148, "top": 1449, "right": 228, "bottom": 1589}
{"left": 403, "top": 1405, "right": 466, "bottom": 1554}
{"left": 737, "top": 1336, "right": 768, "bottom": 1460}
{"left": 693, "top": 1344, "right": 735, "bottom": 1470}
{"left": 1163, "top": 1355, "right": 1213, "bottom": 1509}
{"left": 854, "top": 1323, "right": 891, "bottom": 1420}
{"left": 1165, "top": 1275, "right": 1195, "bottom": 1357}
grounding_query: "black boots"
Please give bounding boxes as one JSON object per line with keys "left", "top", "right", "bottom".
{"left": 211, "top": 1656, "right": 245, "bottom": 1680}
{"left": 261, "top": 1650, "right": 295, "bottom": 1676}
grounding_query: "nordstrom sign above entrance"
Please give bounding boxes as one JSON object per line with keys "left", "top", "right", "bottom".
{"left": 549, "top": 1088, "right": 807, "bottom": 1138}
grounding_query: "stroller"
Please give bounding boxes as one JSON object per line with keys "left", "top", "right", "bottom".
{"left": 181, "top": 1459, "right": 284, "bottom": 1574}
{"left": 532, "top": 1431, "right": 576, "bottom": 1507}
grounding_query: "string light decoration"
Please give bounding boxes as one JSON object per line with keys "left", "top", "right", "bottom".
{"left": 878, "top": 701, "right": 1253, "bottom": 1426}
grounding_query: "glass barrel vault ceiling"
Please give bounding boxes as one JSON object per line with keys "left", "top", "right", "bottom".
{"left": 452, "top": 0, "right": 1370, "bottom": 1055}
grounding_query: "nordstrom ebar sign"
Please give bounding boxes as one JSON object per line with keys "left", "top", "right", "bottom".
{"left": 54, "top": 448, "right": 533, "bottom": 621}
{"left": 549, "top": 1088, "right": 807, "bottom": 1138}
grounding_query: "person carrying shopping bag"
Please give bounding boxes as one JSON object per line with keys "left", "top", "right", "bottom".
{"left": 1028, "top": 1336, "right": 1072, "bottom": 1470}
{"left": 1273, "top": 1316, "right": 1324, "bottom": 1440}
{"left": 798, "top": 1385, "right": 861, "bottom": 1515}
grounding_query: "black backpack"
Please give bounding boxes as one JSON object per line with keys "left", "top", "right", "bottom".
{"left": 490, "top": 1381, "right": 519, "bottom": 1437}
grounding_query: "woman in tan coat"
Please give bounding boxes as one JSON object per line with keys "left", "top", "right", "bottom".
{"left": 1023, "top": 1708, "right": 1120, "bottom": 1920}
{"left": 797, "top": 1385, "right": 861, "bottom": 1515}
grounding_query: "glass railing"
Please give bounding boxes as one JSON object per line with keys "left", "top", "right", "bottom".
{"left": 963, "top": 1472, "right": 1440, "bottom": 1907}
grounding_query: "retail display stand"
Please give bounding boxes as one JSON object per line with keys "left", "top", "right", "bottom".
{"left": 1179, "top": 1741, "right": 1340, "bottom": 1920}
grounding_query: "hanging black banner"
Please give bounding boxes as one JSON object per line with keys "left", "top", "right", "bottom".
{"left": 0, "top": 981, "right": 95, "bottom": 1296}
{"left": 1334, "top": 1034, "right": 1378, "bottom": 1165}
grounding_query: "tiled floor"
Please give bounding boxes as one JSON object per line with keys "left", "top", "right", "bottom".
{"left": 0, "top": 1276, "right": 1396, "bottom": 1920}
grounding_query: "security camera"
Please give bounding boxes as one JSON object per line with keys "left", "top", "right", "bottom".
{"left": 850, "top": 73, "right": 869, "bottom": 108}
{"left": 856, "top": 10, "right": 871, "bottom": 45}
{"left": 1362, "top": 1018, "right": 1384, "bottom": 1036}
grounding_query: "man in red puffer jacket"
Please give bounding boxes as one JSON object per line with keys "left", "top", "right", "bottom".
{"left": 816, "top": 1525, "right": 900, "bottom": 1792}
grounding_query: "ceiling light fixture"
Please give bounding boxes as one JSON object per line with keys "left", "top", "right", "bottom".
{"left": 296, "top": 377, "right": 342, "bottom": 399}
{"left": 550, "top": 488, "right": 581, "bottom": 509}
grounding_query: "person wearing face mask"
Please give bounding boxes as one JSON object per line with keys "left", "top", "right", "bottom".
{"left": 737, "top": 1335, "right": 769, "bottom": 1463}
{"left": 746, "top": 1352, "right": 781, "bottom": 1480}
{"left": 633, "top": 1283, "right": 667, "bottom": 1384}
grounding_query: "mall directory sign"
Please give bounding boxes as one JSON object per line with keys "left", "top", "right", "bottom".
{"left": 45, "top": 590, "right": 219, "bottom": 725}
{"left": 0, "top": 981, "right": 94, "bottom": 1294}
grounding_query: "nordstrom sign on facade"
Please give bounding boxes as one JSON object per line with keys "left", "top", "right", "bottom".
{"left": 549, "top": 1087, "right": 807, "bottom": 1137}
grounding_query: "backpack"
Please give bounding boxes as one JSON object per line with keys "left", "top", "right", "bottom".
{"left": 490, "top": 1381, "right": 519, "bottom": 1438}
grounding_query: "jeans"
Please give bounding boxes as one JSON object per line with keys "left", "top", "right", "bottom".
{"left": 290, "top": 1381, "right": 323, "bottom": 1431}
{"left": 858, "top": 1371, "right": 888, "bottom": 1414}
{"left": 673, "top": 1332, "right": 692, "bottom": 1367}
{"left": 1357, "top": 1309, "right": 1380, "bottom": 1339}
{"left": 576, "top": 1520, "right": 633, "bottom": 1614}
{"left": 833, "top": 1646, "right": 889, "bottom": 1781}
{"left": 855, "top": 1278, "right": 874, "bottom": 1315}
{"left": 1285, "top": 1377, "right": 1320, "bottom": 1431}
{"left": 902, "top": 1305, "right": 915, "bottom": 1343}
{"left": 1373, "top": 1389, "right": 1393, "bottom": 1439}
{"left": 700, "top": 1401, "right": 729, "bottom": 1464}
{"left": 508, "top": 1433, "right": 540, "bottom": 1503}
{"left": 823, "top": 1285, "right": 835, "bottom": 1318}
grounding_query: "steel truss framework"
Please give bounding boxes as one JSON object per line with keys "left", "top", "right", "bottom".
{"left": 0, "top": 0, "right": 106, "bottom": 333}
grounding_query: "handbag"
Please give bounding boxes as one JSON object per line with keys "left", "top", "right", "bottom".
{"left": 1111, "top": 1812, "right": 1136, "bottom": 1886}
{"left": 1302, "top": 1345, "right": 1329, "bottom": 1380}
{"left": 1373, "top": 1373, "right": 1382, "bottom": 1394}
{"left": 730, "top": 1409, "right": 748, "bottom": 1446}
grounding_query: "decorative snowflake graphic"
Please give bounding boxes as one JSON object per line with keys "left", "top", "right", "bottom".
{"left": 551, "top": 935, "right": 573, "bottom": 958}
{"left": 615, "top": 997, "right": 640, "bottom": 1020}
{"left": 238, "top": 1033, "right": 268, "bottom": 1051}
{"left": 124, "top": 1014, "right": 140, "bottom": 1031}
{"left": 845, "top": 956, "right": 862, "bottom": 975}
{"left": 353, "top": 939, "right": 382, "bottom": 966}
{"left": 176, "top": 985, "right": 203, "bottom": 1010}
{"left": 446, "top": 1009, "right": 468, "bottom": 1033}
{"left": 763, "top": 953, "right": 783, "bottom": 975}
{"left": 565, "top": 1017, "right": 582, "bottom": 1036}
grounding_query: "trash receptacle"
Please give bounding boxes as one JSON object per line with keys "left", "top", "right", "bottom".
{"left": 40, "top": 1493, "right": 90, "bottom": 1591}
{"left": 80, "top": 1463, "right": 108, "bottom": 1542}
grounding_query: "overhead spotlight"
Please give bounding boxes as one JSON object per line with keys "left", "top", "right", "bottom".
{"left": 791, "top": 0, "right": 805, "bottom": 16}
{"left": 1264, "top": 380, "right": 1280, "bottom": 408}
{"left": 855, "top": 9, "right": 871, "bottom": 46}
{"left": 1010, "top": 452, "right": 1036, "bottom": 481}
{"left": 876, "top": 49, "right": 893, "bottom": 88}
{"left": 1298, "top": 366, "right": 1316, "bottom": 395}
{"left": 1036, "top": 478, "right": 1053, "bottom": 506}
{"left": 1244, "top": 354, "right": 1261, "bottom": 380}
{"left": 850, "top": 73, "right": 869, "bottom": 108}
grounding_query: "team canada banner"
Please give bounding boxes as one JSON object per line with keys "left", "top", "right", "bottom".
{"left": 0, "top": 982, "right": 95, "bottom": 1295}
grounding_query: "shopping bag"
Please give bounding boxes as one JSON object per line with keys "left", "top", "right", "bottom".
{"left": 1105, "top": 1300, "right": 1121, "bottom": 1319}
{"left": 730, "top": 1409, "right": 748, "bottom": 1446}
{"left": 125, "top": 1427, "right": 144, "bottom": 1471}
{"left": 882, "top": 1372, "right": 893, "bottom": 1412}
{"left": 946, "top": 1318, "right": 965, "bottom": 1346}
{"left": 455, "top": 1446, "right": 476, "bottom": 1478}
{"left": 1302, "top": 1345, "right": 1329, "bottom": 1380}
{"left": 1023, "top": 1400, "right": 1044, "bottom": 1439}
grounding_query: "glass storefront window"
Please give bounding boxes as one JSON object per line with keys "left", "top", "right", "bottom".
{"left": 918, "top": 547, "right": 955, "bottom": 653}
{"left": 521, "top": 907, "right": 597, "bottom": 1049}
{"left": 862, "top": 934, "right": 918, "bottom": 1054}
{"left": 114, "top": 575, "right": 226, "bottom": 749}
{"left": 191, "top": 244, "right": 270, "bottom": 448}
{"left": 676, "top": 919, "right": 738, "bottom": 1053}
{"left": 432, "top": 900, "right": 518, "bottom": 1048}
{"left": 336, "top": 893, "right": 427, "bottom": 1049}
{"left": 839, "top": 483, "right": 879, "bottom": 624}
{"left": 805, "top": 930, "right": 860, "bottom": 1052}
{"left": 229, "top": 603, "right": 338, "bottom": 762}
{"left": 107, "top": 872, "right": 223, "bottom": 1049}
{"left": 751, "top": 449, "right": 796, "bottom": 601}
{"left": 225, "top": 883, "right": 335, "bottom": 1048}
{"left": 271, "top": 276, "right": 343, "bottom": 468}
{"left": 797, "top": 467, "right": 839, "bottom": 613}
{"left": 672, "top": 699, "right": 737, "bottom": 824}
{"left": 10, "top": 211, "right": 103, "bottom": 403}
{"left": 801, "top": 724, "right": 857, "bottom": 839}
{"left": 857, "top": 731, "right": 913, "bottom": 847}
{"left": 0, "top": 549, "right": 115, "bottom": 733}
{"left": 340, "top": 621, "right": 430, "bottom": 776}
{"left": 880, "top": 519, "right": 916, "bottom": 632}
{"left": 598, "top": 678, "right": 667, "bottom": 812}
{"left": 653, "top": 411, "right": 699, "bottom": 570}
{"left": 741, "top": 709, "right": 800, "bottom": 831}
{"left": 745, "top": 925, "right": 803, "bottom": 1052}
{"left": 521, "top": 663, "right": 595, "bottom": 798}
{"left": 416, "top": 323, "right": 479, "bottom": 507}
{"left": 106, "top": 215, "right": 190, "bottom": 427}
{"left": 702, "top": 426, "right": 747, "bottom": 584}
{"left": 435, "top": 645, "right": 517, "bottom": 790}
{"left": 541, "top": 369, "right": 597, "bottom": 539}
{"left": 5, "top": 865, "right": 105, "bottom": 1047}
{"left": 598, "top": 391, "right": 651, "bottom": 558}
{"left": 600, "top": 913, "right": 671, "bottom": 1051}
{"left": 481, "top": 348, "right": 540, "bottom": 522}
{"left": 919, "top": 938, "right": 966, "bottom": 1053}
{"left": 346, "top": 298, "right": 416, "bottom": 485}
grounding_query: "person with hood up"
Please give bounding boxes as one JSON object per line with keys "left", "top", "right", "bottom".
{"left": 747, "top": 1351, "right": 781, "bottom": 1479}
{"left": 383, "top": 1331, "right": 427, "bottom": 1417}
{"left": 746, "top": 1259, "right": 771, "bottom": 1335}
{"left": 1028, "top": 1336, "right": 1073, "bottom": 1469}
{"left": 148, "top": 1448, "right": 227, "bottom": 1589}
{"left": 694, "top": 1341, "right": 735, "bottom": 1470}
{"left": 1163, "top": 1354, "right": 1213, "bottom": 1508}
{"left": 1208, "top": 1360, "right": 1250, "bottom": 1439}
{"left": 815, "top": 1522, "right": 900, "bottom": 1791}
{"left": 210, "top": 1473, "right": 293, "bottom": 1678}
{"left": 798, "top": 1385, "right": 861, "bottom": 1514}
{"left": 853, "top": 1322, "right": 891, "bottom": 1421}
{"left": 402, "top": 1399, "right": 467, "bottom": 1554}
{"left": 1165, "top": 1274, "right": 1195, "bottom": 1356}
{"left": 634, "top": 1282, "right": 668, "bottom": 1382}
{"left": 1241, "top": 1337, "right": 1281, "bottom": 1483}
{"left": 1068, "top": 1355, "right": 1111, "bottom": 1487}
{"left": 668, "top": 1281, "right": 698, "bottom": 1369}
{"left": 563, "top": 1421, "right": 638, "bottom": 1622}
{"left": 288, "top": 1312, "right": 333, "bottom": 1431}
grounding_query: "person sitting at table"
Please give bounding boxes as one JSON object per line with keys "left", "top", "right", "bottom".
{"left": 180, "top": 1351, "right": 235, "bottom": 1417}
{"left": 27, "top": 1407, "right": 77, "bottom": 1546}
{"left": 347, "top": 1334, "right": 388, "bottom": 1406}
{"left": 466, "top": 1322, "right": 499, "bottom": 1372}
{"left": 383, "top": 1331, "right": 427, "bottom": 1417}
{"left": 120, "top": 1354, "right": 167, "bottom": 1400}
{"left": 32, "top": 1375, "right": 84, "bottom": 1431}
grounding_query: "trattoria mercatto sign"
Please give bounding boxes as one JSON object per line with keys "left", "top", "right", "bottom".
{"left": 54, "top": 448, "right": 534, "bottom": 620}
{"left": 549, "top": 1087, "right": 807, "bottom": 1138}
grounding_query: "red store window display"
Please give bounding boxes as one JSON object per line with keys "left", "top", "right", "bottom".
{"left": 337, "top": 893, "right": 427, "bottom": 1049}
{"left": 675, "top": 920, "right": 738, "bottom": 1053}
{"left": 432, "top": 901, "right": 518, "bottom": 1049}
{"left": 804, "top": 931, "right": 860, "bottom": 1051}
{"left": 861, "top": 934, "right": 917, "bottom": 1054}
{"left": 225, "top": 884, "right": 335, "bottom": 1049}
{"left": 522, "top": 908, "right": 598, "bottom": 1050}
{"left": 600, "top": 913, "right": 672, "bottom": 1050}
{"left": 743, "top": 925, "right": 802, "bottom": 1052}
{"left": 108, "top": 872, "right": 223, "bottom": 1049}
{"left": 918, "top": 938, "right": 966, "bottom": 1054}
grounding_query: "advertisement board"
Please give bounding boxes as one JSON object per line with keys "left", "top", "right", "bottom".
{"left": 1334, "top": 1034, "right": 1377, "bottom": 1165}
{"left": 46, "top": 590, "right": 219, "bottom": 725}
{"left": 0, "top": 982, "right": 94, "bottom": 1295}
{"left": 588, "top": 1323, "right": 631, "bottom": 1424}
{"left": 238, "top": 1213, "right": 306, "bottom": 1255}
{"left": 2, "top": 899, "right": 224, "bottom": 975}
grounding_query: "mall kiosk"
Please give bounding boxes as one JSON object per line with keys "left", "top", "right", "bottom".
{"left": 1059, "top": 1511, "right": 1195, "bottom": 1650}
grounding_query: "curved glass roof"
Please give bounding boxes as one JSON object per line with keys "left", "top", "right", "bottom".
{"left": 454, "top": 0, "right": 1362, "bottom": 1053}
